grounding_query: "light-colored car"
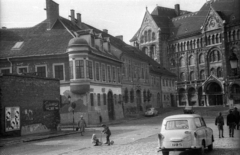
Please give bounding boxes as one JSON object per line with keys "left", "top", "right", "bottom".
{"left": 145, "top": 107, "right": 158, "bottom": 117}
{"left": 157, "top": 114, "right": 214, "bottom": 155}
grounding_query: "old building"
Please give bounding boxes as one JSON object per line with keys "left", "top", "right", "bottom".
{"left": 0, "top": 74, "right": 60, "bottom": 137}
{"left": 130, "top": 0, "right": 240, "bottom": 107}
{"left": 0, "top": 0, "right": 176, "bottom": 126}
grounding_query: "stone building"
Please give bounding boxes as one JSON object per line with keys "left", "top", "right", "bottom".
{"left": 130, "top": 0, "right": 240, "bottom": 107}
{"left": 0, "top": 0, "right": 176, "bottom": 126}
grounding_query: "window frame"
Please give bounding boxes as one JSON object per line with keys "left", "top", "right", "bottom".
{"left": 0, "top": 67, "right": 12, "bottom": 74}
{"left": 17, "top": 66, "right": 29, "bottom": 74}
{"left": 35, "top": 64, "right": 47, "bottom": 78}
{"left": 53, "top": 63, "right": 65, "bottom": 81}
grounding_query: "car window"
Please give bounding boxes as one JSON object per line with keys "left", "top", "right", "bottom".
{"left": 200, "top": 117, "right": 206, "bottom": 126}
{"left": 194, "top": 118, "right": 202, "bottom": 128}
{"left": 165, "top": 120, "right": 189, "bottom": 130}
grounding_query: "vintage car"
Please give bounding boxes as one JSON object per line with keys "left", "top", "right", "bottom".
{"left": 183, "top": 106, "right": 194, "bottom": 114}
{"left": 157, "top": 114, "right": 214, "bottom": 155}
{"left": 145, "top": 107, "right": 158, "bottom": 117}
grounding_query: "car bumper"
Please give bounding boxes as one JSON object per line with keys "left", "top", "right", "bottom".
{"left": 159, "top": 146, "right": 201, "bottom": 152}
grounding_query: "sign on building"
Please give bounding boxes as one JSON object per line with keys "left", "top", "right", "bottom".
{"left": 5, "top": 107, "right": 20, "bottom": 132}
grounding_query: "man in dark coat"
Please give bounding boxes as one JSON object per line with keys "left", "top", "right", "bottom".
{"left": 227, "top": 110, "right": 236, "bottom": 137}
{"left": 215, "top": 112, "right": 224, "bottom": 138}
{"left": 233, "top": 107, "right": 240, "bottom": 130}
{"left": 101, "top": 124, "right": 111, "bottom": 146}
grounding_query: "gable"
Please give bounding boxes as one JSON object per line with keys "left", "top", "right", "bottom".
{"left": 203, "top": 7, "right": 223, "bottom": 32}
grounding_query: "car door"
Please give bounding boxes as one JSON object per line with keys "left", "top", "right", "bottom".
{"left": 194, "top": 117, "right": 206, "bottom": 144}
{"left": 200, "top": 117, "right": 212, "bottom": 145}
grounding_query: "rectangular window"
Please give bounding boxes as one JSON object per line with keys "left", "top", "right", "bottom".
{"left": 107, "top": 65, "right": 111, "bottom": 82}
{"left": 166, "top": 120, "right": 189, "bottom": 130}
{"left": 76, "top": 60, "right": 84, "bottom": 79}
{"left": 36, "top": 66, "right": 46, "bottom": 77}
{"left": 96, "top": 62, "right": 100, "bottom": 81}
{"left": 90, "top": 93, "right": 94, "bottom": 106}
{"left": 102, "top": 63, "right": 106, "bottom": 81}
{"left": 0, "top": 68, "right": 10, "bottom": 74}
{"left": 86, "top": 60, "right": 93, "bottom": 79}
{"left": 97, "top": 94, "right": 101, "bottom": 106}
{"left": 54, "top": 65, "right": 64, "bottom": 80}
{"left": 116, "top": 67, "right": 119, "bottom": 83}
{"left": 18, "top": 67, "right": 28, "bottom": 74}
{"left": 69, "top": 61, "right": 73, "bottom": 79}
{"left": 112, "top": 66, "right": 116, "bottom": 82}
{"left": 103, "top": 93, "right": 106, "bottom": 105}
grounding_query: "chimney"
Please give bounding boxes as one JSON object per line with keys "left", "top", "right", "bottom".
{"left": 46, "top": 0, "right": 59, "bottom": 30}
{"left": 70, "top": 9, "right": 75, "bottom": 24}
{"left": 77, "top": 13, "right": 82, "bottom": 29}
{"left": 175, "top": 4, "right": 180, "bottom": 16}
{"left": 103, "top": 29, "right": 108, "bottom": 34}
{"left": 115, "top": 35, "right": 123, "bottom": 41}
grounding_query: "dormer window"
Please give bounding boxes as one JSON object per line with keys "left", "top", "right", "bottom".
{"left": 12, "top": 41, "right": 24, "bottom": 50}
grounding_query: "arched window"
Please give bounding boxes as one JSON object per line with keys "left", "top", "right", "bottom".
{"left": 200, "top": 70, "right": 205, "bottom": 80}
{"left": 199, "top": 53, "right": 205, "bottom": 64}
{"left": 150, "top": 45, "right": 155, "bottom": 59}
{"left": 140, "top": 35, "right": 144, "bottom": 43}
{"left": 209, "top": 50, "right": 221, "bottom": 62}
{"left": 210, "top": 68, "right": 215, "bottom": 75}
{"left": 152, "top": 32, "right": 155, "bottom": 41}
{"left": 180, "top": 72, "right": 185, "bottom": 81}
{"left": 217, "top": 67, "right": 222, "bottom": 77}
{"left": 124, "top": 88, "right": 128, "bottom": 103}
{"left": 216, "top": 34, "right": 219, "bottom": 43}
{"left": 190, "top": 71, "right": 195, "bottom": 81}
{"left": 179, "top": 57, "right": 185, "bottom": 67}
{"left": 148, "top": 30, "right": 151, "bottom": 42}
{"left": 130, "top": 89, "right": 134, "bottom": 103}
{"left": 189, "top": 55, "right": 194, "bottom": 65}
{"left": 212, "top": 35, "right": 215, "bottom": 44}
{"left": 144, "top": 31, "right": 147, "bottom": 42}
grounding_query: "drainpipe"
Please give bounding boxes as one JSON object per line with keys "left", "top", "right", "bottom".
{"left": 7, "top": 57, "right": 13, "bottom": 73}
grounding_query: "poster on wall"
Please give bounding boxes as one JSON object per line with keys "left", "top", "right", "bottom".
{"left": 5, "top": 107, "right": 20, "bottom": 132}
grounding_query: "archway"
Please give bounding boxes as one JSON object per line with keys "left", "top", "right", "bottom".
{"left": 107, "top": 91, "right": 114, "bottom": 120}
{"left": 205, "top": 82, "right": 223, "bottom": 106}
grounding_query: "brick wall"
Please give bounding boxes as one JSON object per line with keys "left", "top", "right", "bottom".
{"left": 0, "top": 74, "right": 60, "bottom": 137}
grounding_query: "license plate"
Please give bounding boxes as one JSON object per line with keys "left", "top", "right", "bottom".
{"left": 172, "top": 143, "right": 183, "bottom": 147}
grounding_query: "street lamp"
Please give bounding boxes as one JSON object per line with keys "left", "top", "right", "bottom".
{"left": 229, "top": 53, "right": 238, "bottom": 76}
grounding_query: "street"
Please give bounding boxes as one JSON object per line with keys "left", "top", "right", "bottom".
{"left": 1, "top": 109, "right": 240, "bottom": 155}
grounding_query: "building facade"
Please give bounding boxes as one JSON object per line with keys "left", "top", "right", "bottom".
{"left": 0, "top": 0, "right": 176, "bottom": 126}
{"left": 130, "top": 0, "right": 240, "bottom": 107}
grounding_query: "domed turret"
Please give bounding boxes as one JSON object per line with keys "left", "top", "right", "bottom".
{"left": 66, "top": 37, "right": 89, "bottom": 53}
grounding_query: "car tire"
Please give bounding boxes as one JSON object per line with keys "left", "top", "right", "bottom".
{"left": 162, "top": 151, "right": 169, "bottom": 155}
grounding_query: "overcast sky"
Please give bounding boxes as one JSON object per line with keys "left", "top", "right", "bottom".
{"left": 0, "top": 0, "right": 206, "bottom": 44}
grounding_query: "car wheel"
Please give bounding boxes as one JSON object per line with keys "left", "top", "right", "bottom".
{"left": 162, "top": 151, "right": 169, "bottom": 155}
{"left": 208, "top": 136, "right": 214, "bottom": 151}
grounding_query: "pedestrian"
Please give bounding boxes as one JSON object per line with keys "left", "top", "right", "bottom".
{"left": 101, "top": 124, "right": 111, "bottom": 146}
{"left": 227, "top": 110, "right": 236, "bottom": 137}
{"left": 233, "top": 107, "right": 240, "bottom": 130}
{"left": 78, "top": 115, "right": 87, "bottom": 136}
{"left": 91, "top": 134, "right": 100, "bottom": 146}
{"left": 215, "top": 112, "right": 224, "bottom": 138}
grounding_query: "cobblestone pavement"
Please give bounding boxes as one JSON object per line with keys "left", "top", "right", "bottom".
{"left": 1, "top": 107, "right": 239, "bottom": 155}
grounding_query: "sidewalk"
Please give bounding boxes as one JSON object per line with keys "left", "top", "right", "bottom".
{"left": 0, "top": 106, "right": 228, "bottom": 148}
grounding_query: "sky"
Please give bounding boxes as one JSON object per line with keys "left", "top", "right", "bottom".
{"left": 0, "top": 0, "right": 207, "bottom": 44}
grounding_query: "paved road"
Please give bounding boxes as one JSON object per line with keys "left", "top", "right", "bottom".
{"left": 1, "top": 109, "right": 239, "bottom": 155}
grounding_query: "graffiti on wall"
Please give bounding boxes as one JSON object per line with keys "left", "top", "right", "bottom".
{"left": 24, "top": 109, "right": 33, "bottom": 120}
{"left": 5, "top": 107, "right": 20, "bottom": 132}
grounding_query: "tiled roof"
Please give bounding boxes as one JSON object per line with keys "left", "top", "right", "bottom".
{"left": 0, "top": 19, "right": 76, "bottom": 58}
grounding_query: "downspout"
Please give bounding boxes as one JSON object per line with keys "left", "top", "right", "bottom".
{"left": 7, "top": 57, "right": 13, "bottom": 73}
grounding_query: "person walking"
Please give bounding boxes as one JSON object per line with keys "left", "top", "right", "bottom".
{"left": 78, "top": 115, "right": 87, "bottom": 136}
{"left": 233, "top": 107, "right": 240, "bottom": 130}
{"left": 227, "top": 110, "right": 236, "bottom": 137}
{"left": 215, "top": 112, "right": 224, "bottom": 138}
{"left": 101, "top": 124, "right": 111, "bottom": 146}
